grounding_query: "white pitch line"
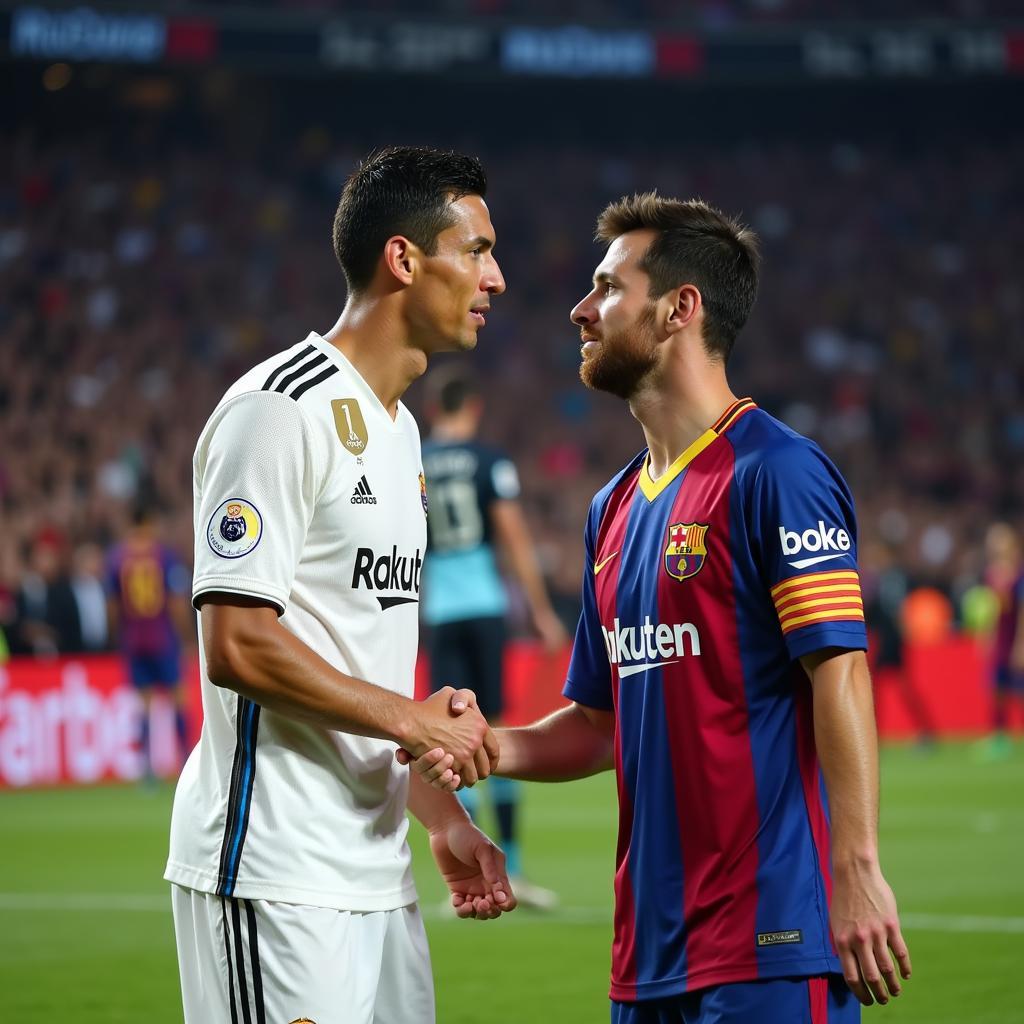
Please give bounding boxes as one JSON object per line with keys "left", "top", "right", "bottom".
{"left": 0, "top": 896, "right": 1021, "bottom": 935}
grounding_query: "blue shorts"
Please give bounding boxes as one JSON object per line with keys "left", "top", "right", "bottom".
{"left": 127, "top": 651, "right": 180, "bottom": 689}
{"left": 994, "top": 665, "right": 1024, "bottom": 693}
{"left": 611, "top": 974, "right": 859, "bottom": 1024}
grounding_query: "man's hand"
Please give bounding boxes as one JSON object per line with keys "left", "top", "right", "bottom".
{"left": 831, "top": 861, "right": 912, "bottom": 1006}
{"left": 402, "top": 746, "right": 465, "bottom": 792}
{"left": 429, "top": 817, "right": 517, "bottom": 920}
{"left": 398, "top": 688, "right": 497, "bottom": 786}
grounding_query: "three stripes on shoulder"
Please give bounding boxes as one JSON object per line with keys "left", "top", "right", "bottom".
{"left": 262, "top": 345, "right": 338, "bottom": 400}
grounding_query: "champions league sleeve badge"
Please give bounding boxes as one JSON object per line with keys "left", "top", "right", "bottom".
{"left": 207, "top": 498, "right": 264, "bottom": 558}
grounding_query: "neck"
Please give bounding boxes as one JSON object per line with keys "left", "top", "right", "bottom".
{"left": 628, "top": 361, "right": 736, "bottom": 481}
{"left": 322, "top": 299, "right": 425, "bottom": 418}
{"left": 432, "top": 412, "right": 476, "bottom": 441}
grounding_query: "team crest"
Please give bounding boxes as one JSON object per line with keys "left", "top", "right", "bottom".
{"left": 419, "top": 472, "right": 428, "bottom": 517}
{"left": 332, "top": 399, "right": 368, "bottom": 455}
{"left": 207, "top": 498, "right": 263, "bottom": 559}
{"left": 664, "top": 522, "right": 709, "bottom": 582}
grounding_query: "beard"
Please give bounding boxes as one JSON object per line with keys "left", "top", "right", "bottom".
{"left": 579, "top": 303, "right": 658, "bottom": 400}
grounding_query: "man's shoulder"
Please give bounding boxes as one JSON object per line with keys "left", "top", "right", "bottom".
{"left": 202, "top": 335, "right": 358, "bottom": 442}
{"left": 218, "top": 336, "right": 338, "bottom": 407}
{"left": 728, "top": 406, "right": 813, "bottom": 459}
{"left": 588, "top": 451, "right": 647, "bottom": 520}
{"left": 728, "top": 408, "right": 841, "bottom": 486}
{"left": 422, "top": 438, "right": 490, "bottom": 475}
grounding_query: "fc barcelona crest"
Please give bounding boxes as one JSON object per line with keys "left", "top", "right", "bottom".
{"left": 664, "top": 522, "right": 709, "bottom": 582}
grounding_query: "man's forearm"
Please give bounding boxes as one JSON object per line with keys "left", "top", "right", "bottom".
{"left": 492, "top": 501, "right": 558, "bottom": 621}
{"left": 407, "top": 770, "right": 471, "bottom": 832}
{"left": 201, "top": 600, "right": 496, "bottom": 779}
{"left": 203, "top": 602, "right": 418, "bottom": 745}
{"left": 496, "top": 703, "right": 614, "bottom": 781}
{"left": 807, "top": 649, "right": 880, "bottom": 869}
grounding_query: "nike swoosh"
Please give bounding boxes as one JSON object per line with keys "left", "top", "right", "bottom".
{"left": 377, "top": 596, "right": 419, "bottom": 610}
{"left": 594, "top": 552, "right": 619, "bottom": 575}
{"left": 787, "top": 553, "right": 848, "bottom": 570}
{"left": 618, "top": 660, "right": 679, "bottom": 678}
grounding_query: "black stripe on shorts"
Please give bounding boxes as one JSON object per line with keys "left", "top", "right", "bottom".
{"left": 244, "top": 899, "right": 266, "bottom": 1024}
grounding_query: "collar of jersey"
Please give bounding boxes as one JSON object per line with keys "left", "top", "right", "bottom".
{"left": 306, "top": 331, "right": 405, "bottom": 430}
{"left": 638, "top": 397, "right": 757, "bottom": 502}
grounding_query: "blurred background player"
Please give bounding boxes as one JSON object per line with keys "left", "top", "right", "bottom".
{"left": 106, "top": 502, "right": 192, "bottom": 779}
{"left": 422, "top": 367, "right": 569, "bottom": 909}
{"left": 976, "top": 522, "right": 1024, "bottom": 760}
{"left": 12, "top": 531, "right": 82, "bottom": 657}
{"left": 861, "top": 540, "right": 936, "bottom": 748}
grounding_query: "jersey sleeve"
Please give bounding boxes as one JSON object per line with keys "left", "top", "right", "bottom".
{"left": 481, "top": 449, "right": 521, "bottom": 503}
{"left": 192, "top": 391, "right": 317, "bottom": 616}
{"left": 750, "top": 440, "right": 867, "bottom": 661}
{"left": 563, "top": 499, "right": 614, "bottom": 711}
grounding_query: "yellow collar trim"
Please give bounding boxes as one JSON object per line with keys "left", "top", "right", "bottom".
{"left": 638, "top": 428, "right": 718, "bottom": 502}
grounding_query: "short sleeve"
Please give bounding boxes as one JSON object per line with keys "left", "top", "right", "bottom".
{"left": 490, "top": 457, "right": 521, "bottom": 501}
{"left": 563, "top": 501, "right": 614, "bottom": 711}
{"left": 192, "top": 392, "right": 317, "bottom": 615}
{"left": 751, "top": 441, "right": 867, "bottom": 661}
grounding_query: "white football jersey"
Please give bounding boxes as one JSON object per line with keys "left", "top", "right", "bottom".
{"left": 165, "top": 332, "right": 427, "bottom": 912}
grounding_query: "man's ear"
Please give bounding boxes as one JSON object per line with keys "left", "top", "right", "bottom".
{"left": 382, "top": 235, "right": 417, "bottom": 286}
{"left": 665, "top": 283, "right": 702, "bottom": 336}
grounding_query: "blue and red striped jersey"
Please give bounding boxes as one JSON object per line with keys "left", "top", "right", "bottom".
{"left": 563, "top": 398, "right": 867, "bottom": 1002}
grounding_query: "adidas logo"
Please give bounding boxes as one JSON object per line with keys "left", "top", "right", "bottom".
{"left": 351, "top": 476, "right": 377, "bottom": 505}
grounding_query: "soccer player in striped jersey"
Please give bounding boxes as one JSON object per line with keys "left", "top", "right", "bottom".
{"left": 165, "top": 147, "right": 515, "bottom": 1024}
{"left": 413, "top": 194, "right": 911, "bottom": 1022}
{"left": 106, "top": 502, "right": 192, "bottom": 778}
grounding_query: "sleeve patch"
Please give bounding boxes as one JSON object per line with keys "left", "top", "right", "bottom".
{"left": 491, "top": 458, "right": 521, "bottom": 500}
{"left": 771, "top": 569, "right": 864, "bottom": 635}
{"left": 207, "top": 498, "right": 264, "bottom": 559}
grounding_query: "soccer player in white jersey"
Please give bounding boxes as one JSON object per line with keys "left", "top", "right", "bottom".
{"left": 165, "top": 146, "right": 515, "bottom": 1024}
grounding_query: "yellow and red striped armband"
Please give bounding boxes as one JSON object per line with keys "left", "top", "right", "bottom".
{"left": 770, "top": 569, "right": 864, "bottom": 636}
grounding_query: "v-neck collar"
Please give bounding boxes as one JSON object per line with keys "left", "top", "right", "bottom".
{"left": 637, "top": 397, "right": 757, "bottom": 502}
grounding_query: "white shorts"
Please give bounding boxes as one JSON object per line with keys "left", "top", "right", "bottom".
{"left": 171, "top": 884, "right": 434, "bottom": 1024}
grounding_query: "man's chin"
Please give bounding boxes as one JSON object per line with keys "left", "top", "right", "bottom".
{"left": 579, "top": 353, "right": 650, "bottom": 400}
{"left": 580, "top": 356, "right": 627, "bottom": 399}
{"left": 427, "top": 332, "right": 478, "bottom": 356}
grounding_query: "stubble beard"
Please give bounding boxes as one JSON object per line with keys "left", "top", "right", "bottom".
{"left": 579, "top": 303, "right": 658, "bottom": 400}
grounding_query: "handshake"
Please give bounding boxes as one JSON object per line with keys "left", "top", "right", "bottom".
{"left": 395, "top": 686, "right": 497, "bottom": 791}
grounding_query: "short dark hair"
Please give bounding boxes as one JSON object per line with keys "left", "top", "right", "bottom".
{"left": 333, "top": 146, "right": 487, "bottom": 293}
{"left": 131, "top": 499, "right": 158, "bottom": 527}
{"left": 596, "top": 192, "right": 760, "bottom": 362}
{"left": 427, "top": 366, "right": 479, "bottom": 415}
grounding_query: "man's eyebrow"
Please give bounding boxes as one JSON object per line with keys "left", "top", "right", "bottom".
{"left": 468, "top": 236, "right": 494, "bottom": 251}
{"left": 594, "top": 270, "right": 622, "bottom": 286}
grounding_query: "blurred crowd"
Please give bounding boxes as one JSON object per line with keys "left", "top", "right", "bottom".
{"left": 2, "top": 122, "right": 1022, "bottom": 655}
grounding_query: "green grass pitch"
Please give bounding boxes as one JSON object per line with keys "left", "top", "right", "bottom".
{"left": 1, "top": 742, "right": 1022, "bottom": 1022}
